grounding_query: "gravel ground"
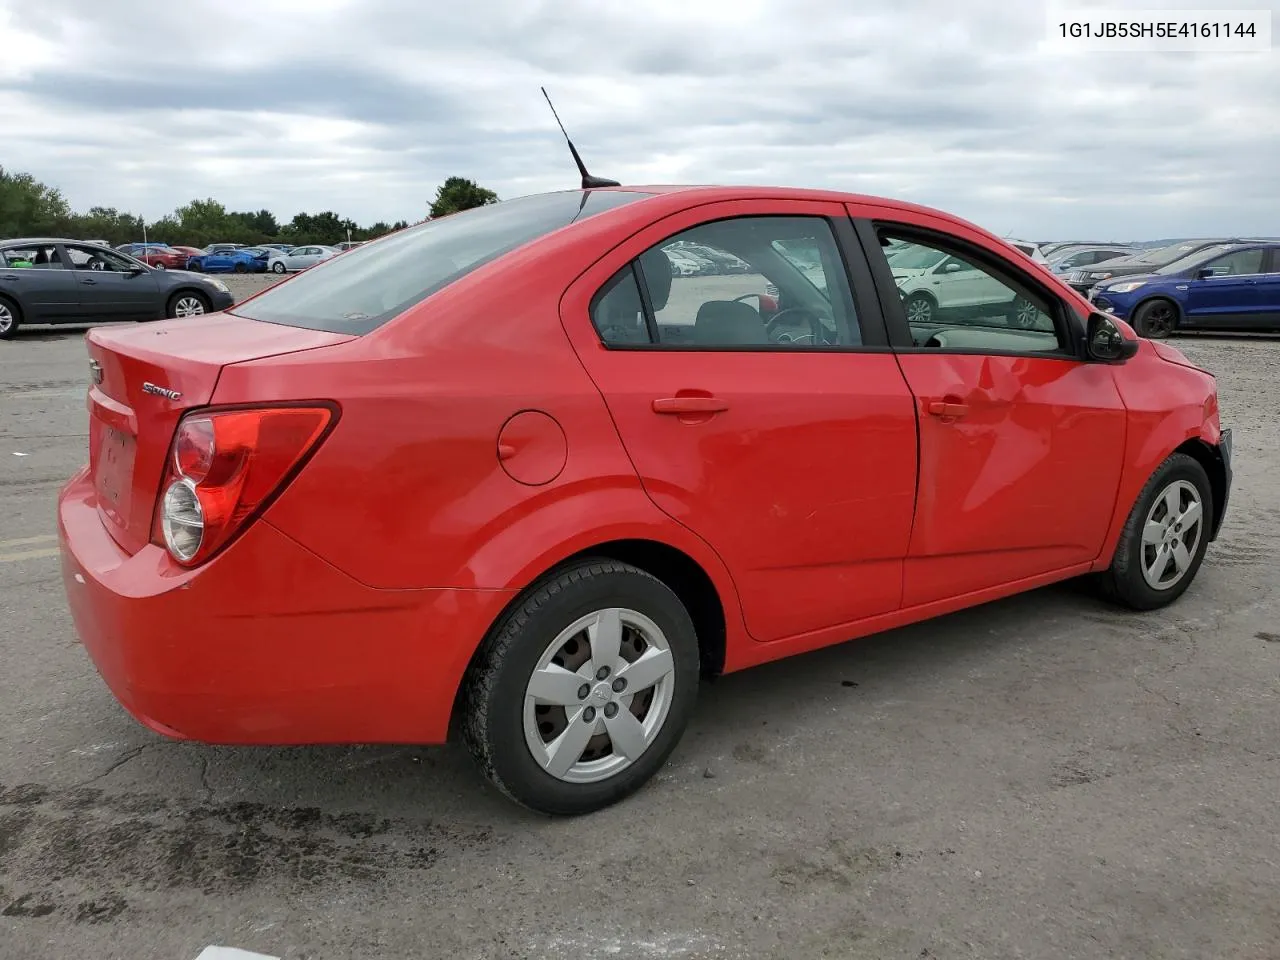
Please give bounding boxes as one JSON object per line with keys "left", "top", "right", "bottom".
{"left": 0, "top": 319, "right": 1278, "bottom": 960}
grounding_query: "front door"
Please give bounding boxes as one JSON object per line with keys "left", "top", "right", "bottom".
{"left": 854, "top": 211, "right": 1128, "bottom": 608}
{"left": 1183, "top": 247, "right": 1267, "bottom": 327}
{"left": 63, "top": 244, "right": 162, "bottom": 320}
{"left": 1255, "top": 248, "right": 1280, "bottom": 326}
{"left": 562, "top": 201, "right": 919, "bottom": 643}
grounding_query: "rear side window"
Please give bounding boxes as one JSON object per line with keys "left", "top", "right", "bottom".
{"left": 233, "top": 190, "right": 651, "bottom": 334}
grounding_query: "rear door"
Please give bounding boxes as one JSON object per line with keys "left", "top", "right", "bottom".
{"left": 850, "top": 206, "right": 1127, "bottom": 607}
{"left": 561, "top": 199, "right": 919, "bottom": 644}
{"left": 1183, "top": 247, "right": 1267, "bottom": 327}
{"left": 0, "top": 244, "right": 84, "bottom": 321}
{"left": 1256, "top": 248, "right": 1280, "bottom": 326}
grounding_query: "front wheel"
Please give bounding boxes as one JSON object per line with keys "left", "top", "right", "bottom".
{"left": 272, "top": 262, "right": 287, "bottom": 274}
{"left": 167, "top": 291, "right": 211, "bottom": 319}
{"left": 233, "top": 262, "right": 248, "bottom": 274}
{"left": 1131, "top": 299, "right": 1178, "bottom": 339}
{"left": 1100, "top": 452, "right": 1213, "bottom": 610}
{"left": 461, "top": 559, "right": 700, "bottom": 815}
{"left": 904, "top": 293, "right": 935, "bottom": 324}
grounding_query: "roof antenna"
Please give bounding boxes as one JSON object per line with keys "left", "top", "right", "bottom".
{"left": 541, "top": 86, "right": 620, "bottom": 189}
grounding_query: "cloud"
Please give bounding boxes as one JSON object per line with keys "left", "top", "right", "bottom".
{"left": 0, "top": 0, "right": 1276, "bottom": 238}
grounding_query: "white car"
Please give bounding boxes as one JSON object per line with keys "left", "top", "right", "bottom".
{"left": 1006, "top": 239, "right": 1050, "bottom": 264}
{"left": 267, "top": 245, "right": 339, "bottom": 274}
{"left": 663, "top": 250, "right": 702, "bottom": 276}
{"left": 889, "top": 246, "right": 1040, "bottom": 327}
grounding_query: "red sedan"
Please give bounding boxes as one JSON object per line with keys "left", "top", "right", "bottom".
{"left": 135, "top": 245, "right": 194, "bottom": 270}
{"left": 58, "top": 185, "right": 1232, "bottom": 815}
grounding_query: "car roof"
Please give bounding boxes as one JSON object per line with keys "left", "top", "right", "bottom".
{"left": 0, "top": 237, "right": 104, "bottom": 246}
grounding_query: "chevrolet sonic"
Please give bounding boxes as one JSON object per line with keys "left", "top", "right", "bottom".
{"left": 57, "top": 185, "right": 1233, "bottom": 815}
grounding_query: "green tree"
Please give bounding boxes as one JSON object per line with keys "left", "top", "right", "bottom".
{"left": 428, "top": 177, "right": 498, "bottom": 219}
{"left": 0, "top": 167, "right": 72, "bottom": 237}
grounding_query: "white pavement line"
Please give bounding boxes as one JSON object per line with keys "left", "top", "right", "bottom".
{"left": 195, "top": 948, "right": 281, "bottom": 960}
{"left": 0, "top": 547, "right": 60, "bottom": 563}
{"left": 0, "top": 534, "right": 57, "bottom": 548}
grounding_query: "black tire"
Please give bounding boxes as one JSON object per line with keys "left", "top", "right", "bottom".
{"left": 1006, "top": 296, "right": 1039, "bottom": 328}
{"left": 166, "top": 290, "right": 211, "bottom": 319}
{"left": 904, "top": 292, "right": 935, "bottom": 325}
{"left": 233, "top": 262, "right": 248, "bottom": 274}
{"left": 188, "top": 261, "right": 202, "bottom": 272}
{"left": 0, "top": 295, "right": 21, "bottom": 340}
{"left": 1100, "top": 452, "right": 1213, "bottom": 610}
{"left": 1131, "top": 299, "right": 1178, "bottom": 339}
{"left": 272, "top": 261, "right": 287, "bottom": 274}
{"left": 461, "top": 559, "right": 700, "bottom": 816}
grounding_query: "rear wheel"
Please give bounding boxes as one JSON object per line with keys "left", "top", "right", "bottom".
{"left": 1007, "top": 296, "right": 1039, "bottom": 328}
{"left": 233, "top": 262, "right": 248, "bottom": 274}
{"left": 462, "top": 559, "right": 699, "bottom": 815}
{"left": 0, "top": 296, "right": 21, "bottom": 339}
{"left": 167, "top": 291, "right": 211, "bottom": 319}
{"left": 1100, "top": 453, "right": 1212, "bottom": 610}
{"left": 1131, "top": 299, "right": 1178, "bottom": 339}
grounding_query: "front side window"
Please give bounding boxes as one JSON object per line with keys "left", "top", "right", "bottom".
{"left": 65, "top": 245, "right": 139, "bottom": 272}
{"left": 1198, "top": 248, "right": 1265, "bottom": 277}
{"left": 4, "top": 245, "right": 63, "bottom": 268}
{"left": 879, "top": 232, "right": 1063, "bottom": 353}
{"left": 234, "top": 189, "right": 651, "bottom": 334}
{"left": 590, "top": 216, "right": 862, "bottom": 349}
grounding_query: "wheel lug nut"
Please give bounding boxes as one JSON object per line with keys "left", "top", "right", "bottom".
{"left": 583, "top": 707, "right": 596, "bottom": 723}
{"left": 596, "top": 666, "right": 610, "bottom": 680}
{"left": 577, "top": 684, "right": 591, "bottom": 700}
{"left": 612, "top": 678, "right": 626, "bottom": 693}
{"left": 604, "top": 703, "right": 619, "bottom": 718}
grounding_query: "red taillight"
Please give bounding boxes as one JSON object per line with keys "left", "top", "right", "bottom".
{"left": 152, "top": 404, "right": 337, "bottom": 566}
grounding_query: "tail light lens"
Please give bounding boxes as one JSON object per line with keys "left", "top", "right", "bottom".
{"left": 152, "top": 404, "right": 337, "bottom": 567}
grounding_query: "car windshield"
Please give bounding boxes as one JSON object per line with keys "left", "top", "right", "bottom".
{"left": 1155, "top": 245, "right": 1237, "bottom": 275}
{"left": 1136, "top": 241, "right": 1218, "bottom": 266}
{"left": 887, "top": 246, "right": 947, "bottom": 270}
{"left": 232, "top": 190, "right": 652, "bottom": 334}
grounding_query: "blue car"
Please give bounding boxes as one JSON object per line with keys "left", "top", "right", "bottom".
{"left": 186, "top": 247, "right": 270, "bottom": 274}
{"left": 1088, "top": 241, "right": 1280, "bottom": 338}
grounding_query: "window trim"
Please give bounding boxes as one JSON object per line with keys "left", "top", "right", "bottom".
{"left": 851, "top": 217, "right": 1086, "bottom": 361}
{"left": 590, "top": 213, "right": 892, "bottom": 353}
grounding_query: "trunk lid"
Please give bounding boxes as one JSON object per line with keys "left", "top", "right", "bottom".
{"left": 85, "top": 315, "right": 355, "bottom": 555}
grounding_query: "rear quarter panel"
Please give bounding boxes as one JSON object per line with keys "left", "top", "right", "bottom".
{"left": 1093, "top": 342, "right": 1221, "bottom": 568}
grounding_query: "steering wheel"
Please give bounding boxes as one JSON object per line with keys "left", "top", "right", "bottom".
{"left": 765, "top": 306, "right": 828, "bottom": 345}
{"left": 88, "top": 257, "right": 105, "bottom": 271}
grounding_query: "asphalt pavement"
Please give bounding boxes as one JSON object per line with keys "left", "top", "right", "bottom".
{"left": 1, "top": 316, "right": 1278, "bottom": 960}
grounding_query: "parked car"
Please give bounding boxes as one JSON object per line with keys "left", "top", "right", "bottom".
{"left": 1089, "top": 241, "right": 1280, "bottom": 337}
{"left": 0, "top": 238, "right": 233, "bottom": 338}
{"left": 1005, "top": 239, "right": 1050, "bottom": 263}
{"left": 205, "top": 243, "right": 246, "bottom": 255}
{"left": 266, "top": 245, "right": 340, "bottom": 273}
{"left": 335, "top": 241, "right": 366, "bottom": 252}
{"left": 135, "top": 246, "right": 193, "bottom": 270}
{"left": 187, "top": 247, "right": 269, "bottom": 274}
{"left": 57, "top": 186, "right": 1231, "bottom": 816}
{"left": 1048, "top": 245, "right": 1137, "bottom": 275}
{"left": 889, "top": 242, "right": 1041, "bottom": 326}
{"left": 1064, "top": 239, "right": 1237, "bottom": 295}
{"left": 260, "top": 243, "right": 295, "bottom": 253}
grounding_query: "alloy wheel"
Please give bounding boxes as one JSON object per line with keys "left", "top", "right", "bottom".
{"left": 0, "top": 302, "right": 13, "bottom": 334}
{"left": 1140, "top": 479, "right": 1203, "bottom": 590}
{"left": 522, "top": 607, "right": 676, "bottom": 784}
{"left": 173, "top": 297, "right": 206, "bottom": 317}
{"left": 906, "top": 296, "right": 933, "bottom": 323}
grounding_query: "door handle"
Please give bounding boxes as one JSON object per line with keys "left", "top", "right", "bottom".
{"left": 652, "top": 396, "right": 729, "bottom": 415}
{"left": 927, "top": 399, "right": 969, "bottom": 419}
{"left": 2, "top": 274, "right": 20, "bottom": 281}
{"left": 80, "top": 278, "right": 97, "bottom": 285}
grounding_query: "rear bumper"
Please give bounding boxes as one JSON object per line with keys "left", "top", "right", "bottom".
{"left": 57, "top": 468, "right": 514, "bottom": 745}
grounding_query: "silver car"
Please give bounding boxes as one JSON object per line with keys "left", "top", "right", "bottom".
{"left": 267, "top": 245, "right": 339, "bottom": 274}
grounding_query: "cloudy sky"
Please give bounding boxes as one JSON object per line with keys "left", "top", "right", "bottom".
{"left": 1, "top": 0, "right": 1276, "bottom": 239}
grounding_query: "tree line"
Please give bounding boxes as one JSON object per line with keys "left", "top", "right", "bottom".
{"left": 0, "top": 168, "right": 501, "bottom": 248}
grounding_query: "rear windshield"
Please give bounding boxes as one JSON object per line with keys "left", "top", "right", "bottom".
{"left": 231, "top": 189, "right": 652, "bottom": 334}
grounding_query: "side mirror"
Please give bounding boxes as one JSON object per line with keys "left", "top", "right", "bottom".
{"left": 942, "top": 261, "right": 965, "bottom": 273}
{"left": 1086, "top": 312, "right": 1139, "bottom": 363}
